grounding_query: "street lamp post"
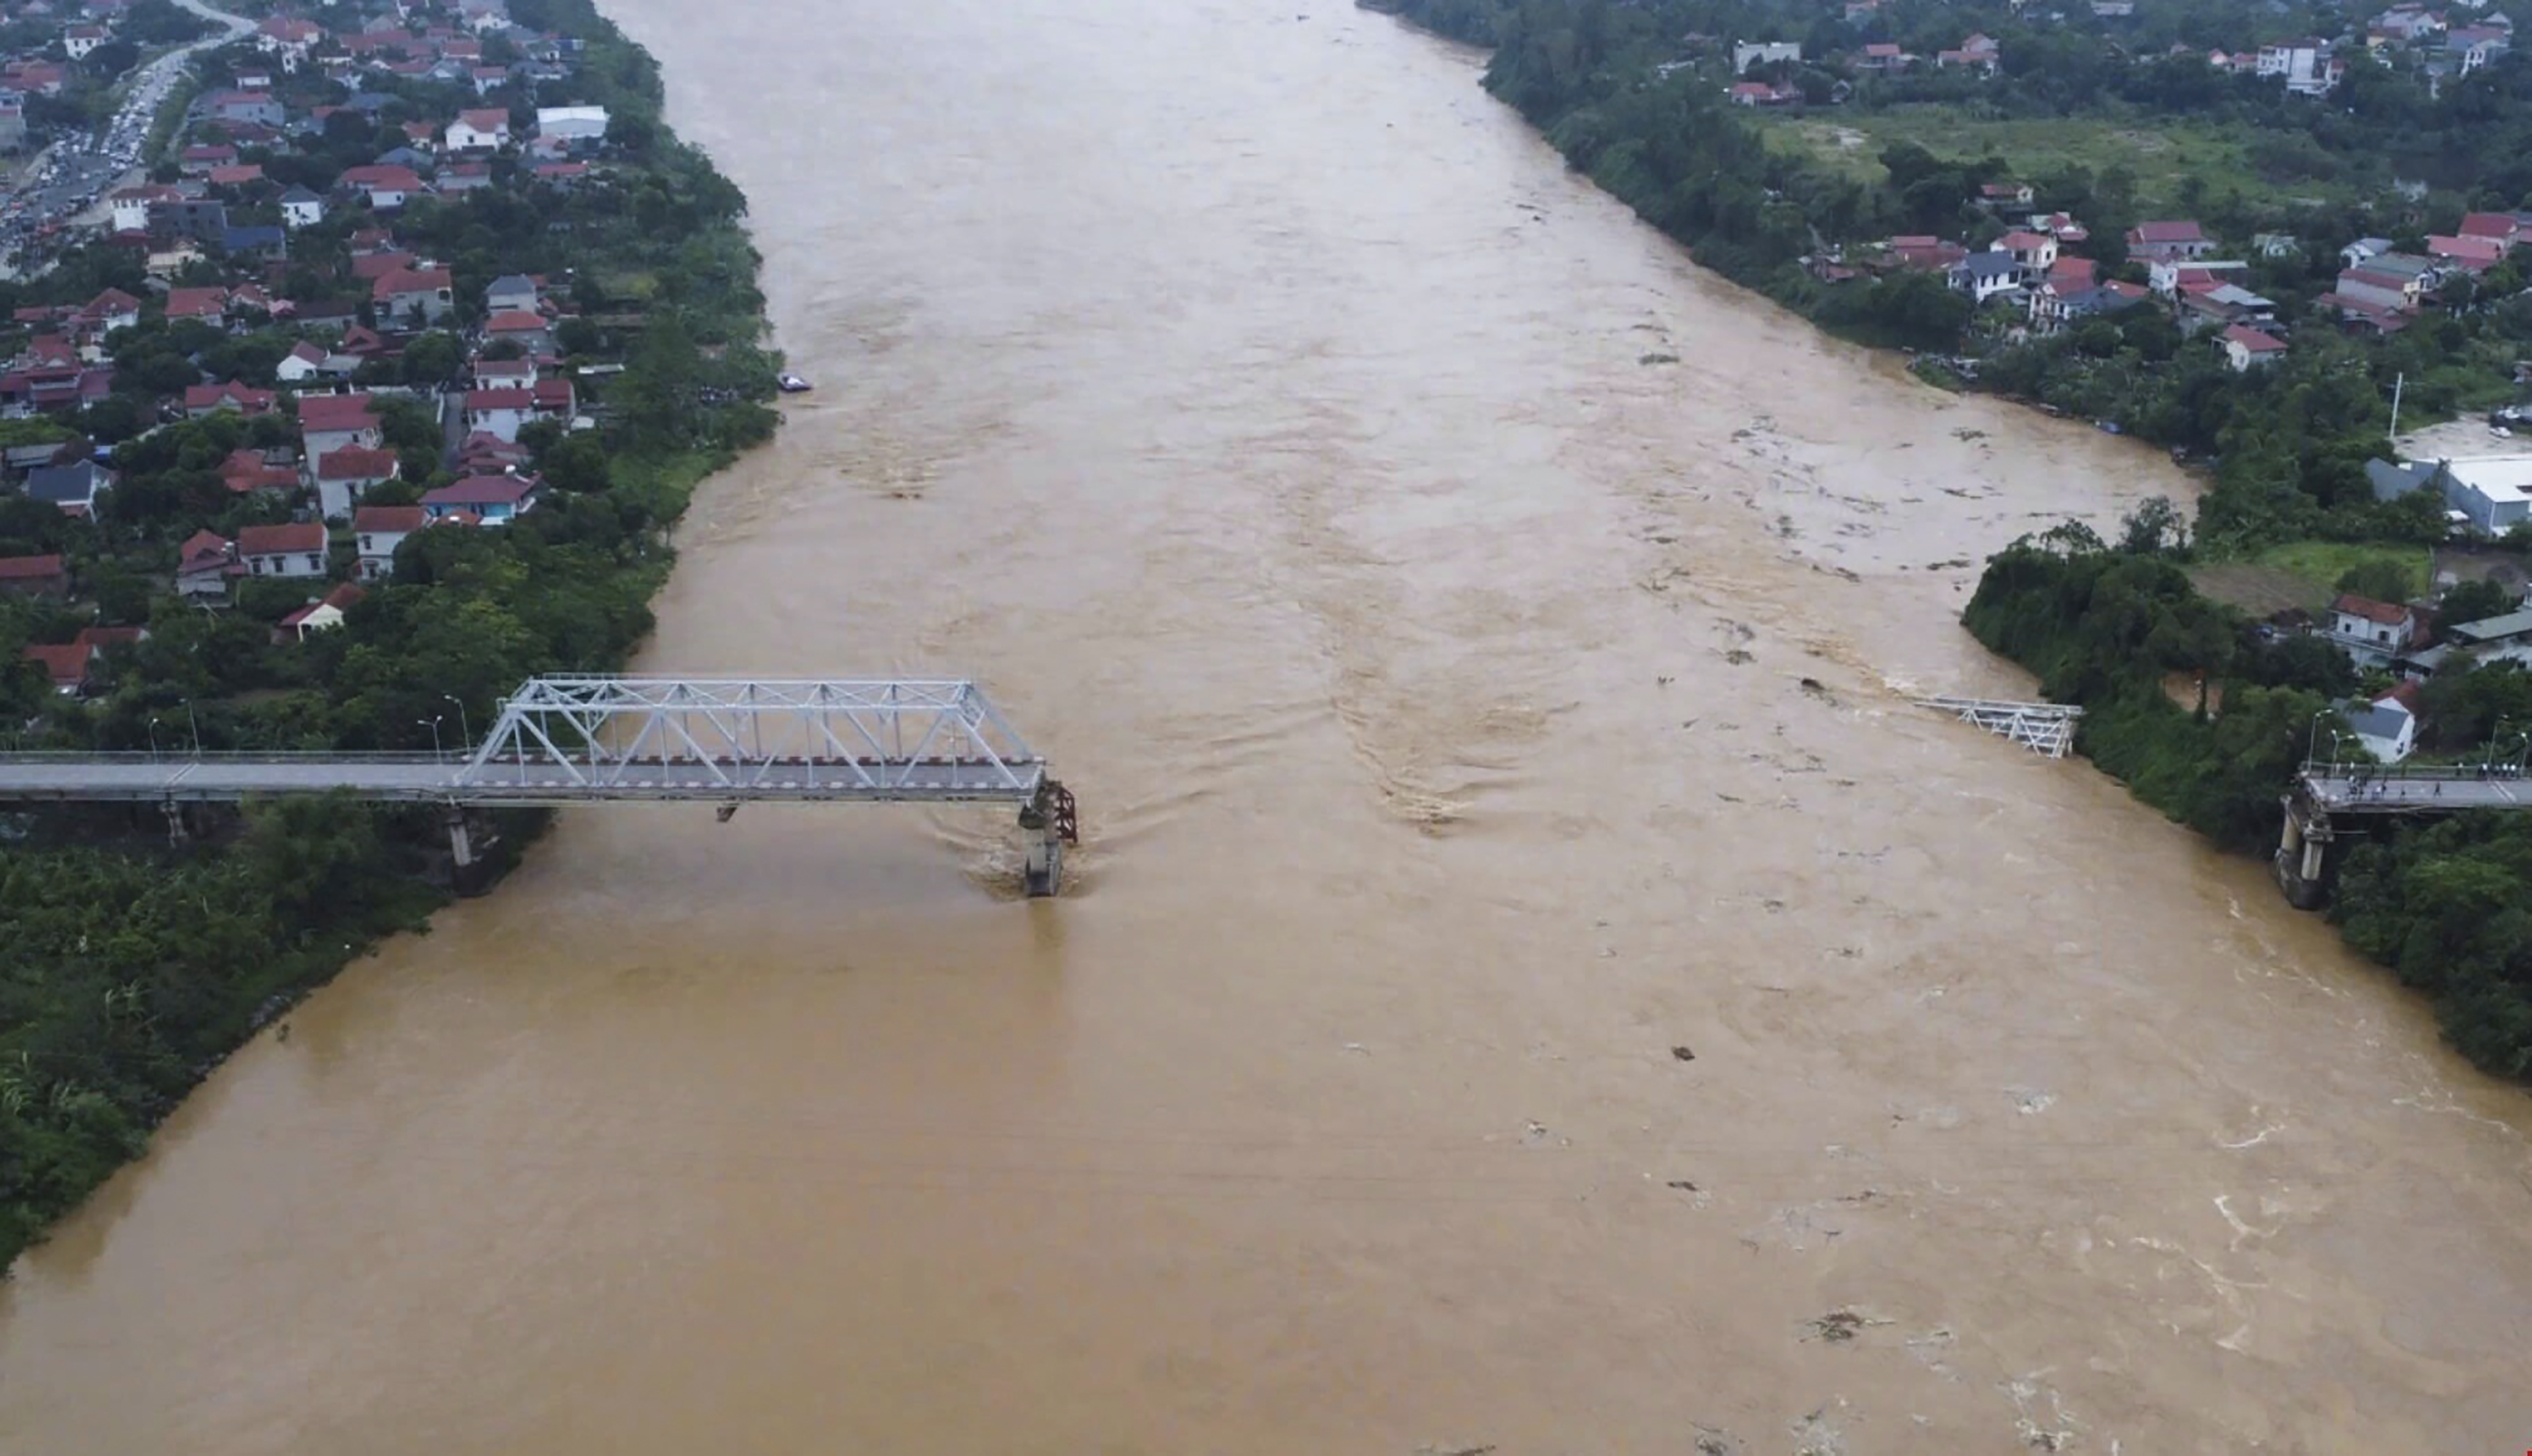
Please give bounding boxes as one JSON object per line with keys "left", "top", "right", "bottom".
{"left": 418, "top": 716, "right": 444, "bottom": 760}
{"left": 2307, "top": 709, "right": 2337, "bottom": 772}
{"left": 185, "top": 700, "right": 200, "bottom": 756}
{"left": 147, "top": 718, "right": 162, "bottom": 761}
{"left": 443, "top": 694, "right": 472, "bottom": 755}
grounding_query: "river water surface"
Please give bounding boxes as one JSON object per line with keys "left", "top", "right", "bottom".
{"left": 5, "top": 2, "right": 2530, "bottom": 1451}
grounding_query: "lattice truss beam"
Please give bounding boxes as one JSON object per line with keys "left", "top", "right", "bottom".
{"left": 1915, "top": 696, "right": 2082, "bottom": 759}
{"left": 463, "top": 676, "right": 1047, "bottom": 797}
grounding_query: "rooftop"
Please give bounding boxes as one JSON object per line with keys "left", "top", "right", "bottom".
{"left": 299, "top": 393, "right": 378, "bottom": 430}
{"left": 2335, "top": 593, "right": 2411, "bottom": 626}
{"left": 2444, "top": 454, "right": 2532, "bottom": 506}
{"left": 2222, "top": 324, "right": 2288, "bottom": 352}
{"left": 354, "top": 505, "right": 427, "bottom": 533}
{"left": 2445, "top": 608, "right": 2532, "bottom": 642}
{"left": 425, "top": 475, "right": 538, "bottom": 506}
{"left": 2132, "top": 219, "right": 2208, "bottom": 242}
{"left": 0, "top": 553, "right": 65, "bottom": 580}
{"left": 238, "top": 522, "right": 326, "bottom": 554}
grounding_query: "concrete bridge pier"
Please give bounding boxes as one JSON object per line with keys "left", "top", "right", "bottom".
{"left": 1018, "top": 780, "right": 1079, "bottom": 898}
{"left": 445, "top": 807, "right": 497, "bottom": 897}
{"left": 2275, "top": 795, "right": 2332, "bottom": 910}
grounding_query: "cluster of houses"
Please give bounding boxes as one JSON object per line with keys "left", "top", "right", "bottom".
{"left": 2355, "top": 3, "right": 2517, "bottom": 83}
{"left": 0, "top": 1, "right": 623, "bottom": 697}
{"left": 2311, "top": 575, "right": 2532, "bottom": 761}
{"left": 1813, "top": 185, "right": 2532, "bottom": 372}
{"left": 1823, "top": 208, "right": 2299, "bottom": 370}
{"left": 1721, "top": 1, "right": 2512, "bottom": 107}
{"left": 2317, "top": 214, "right": 2532, "bottom": 331}
{"left": 1723, "top": 31, "right": 2005, "bottom": 104}
{"left": 0, "top": 0, "right": 127, "bottom": 153}
{"left": 2265, "top": 448, "right": 2532, "bottom": 761}
{"left": 74, "top": 88, "right": 605, "bottom": 280}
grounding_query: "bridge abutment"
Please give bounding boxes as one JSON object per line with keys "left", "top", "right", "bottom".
{"left": 2275, "top": 795, "right": 2333, "bottom": 910}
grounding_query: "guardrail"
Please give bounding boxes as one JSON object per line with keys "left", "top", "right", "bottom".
{"left": 2298, "top": 761, "right": 2531, "bottom": 782}
{"left": 0, "top": 750, "right": 452, "bottom": 765}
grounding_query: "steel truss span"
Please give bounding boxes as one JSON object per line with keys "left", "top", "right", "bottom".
{"left": 461, "top": 676, "right": 1048, "bottom": 803}
{"left": 0, "top": 675, "right": 1080, "bottom": 894}
{"left": 1913, "top": 696, "right": 2083, "bottom": 759}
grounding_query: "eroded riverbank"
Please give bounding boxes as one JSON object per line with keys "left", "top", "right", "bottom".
{"left": 2, "top": 2, "right": 2527, "bottom": 1451}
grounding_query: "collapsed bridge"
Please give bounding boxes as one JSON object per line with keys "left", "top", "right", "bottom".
{"left": 0, "top": 675, "right": 1081, "bottom": 896}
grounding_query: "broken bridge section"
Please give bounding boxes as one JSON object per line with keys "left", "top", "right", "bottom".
{"left": 2276, "top": 763, "right": 2532, "bottom": 910}
{"left": 1912, "top": 696, "right": 2083, "bottom": 759}
{"left": 0, "top": 674, "right": 1081, "bottom": 895}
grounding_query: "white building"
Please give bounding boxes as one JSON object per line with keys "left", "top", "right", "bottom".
{"left": 1949, "top": 252, "right": 2027, "bottom": 303}
{"left": 2327, "top": 593, "right": 2426, "bottom": 669}
{"left": 2256, "top": 37, "right": 2340, "bottom": 93}
{"left": 353, "top": 505, "right": 424, "bottom": 581}
{"left": 280, "top": 185, "right": 324, "bottom": 228}
{"left": 2221, "top": 325, "right": 2288, "bottom": 371}
{"left": 2343, "top": 690, "right": 2418, "bottom": 762}
{"left": 315, "top": 446, "right": 398, "bottom": 520}
{"left": 534, "top": 105, "right": 609, "bottom": 143}
{"left": 1731, "top": 40, "right": 1804, "bottom": 72}
{"left": 2438, "top": 456, "right": 2532, "bottom": 534}
{"left": 236, "top": 522, "right": 328, "bottom": 579}
{"left": 462, "top": 387, "right": 535, "bottom": 442}
{"left": 444, "top": 109, "right": 512, "bottom": 152}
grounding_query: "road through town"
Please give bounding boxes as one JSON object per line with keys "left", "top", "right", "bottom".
{"left": 0, "top": 0, "right": 249, "bottom": 272}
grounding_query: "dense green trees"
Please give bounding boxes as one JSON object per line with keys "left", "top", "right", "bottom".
{"left": 1376, "top": 0, "right": 2532, "bottom": 544}
{"left": 2336, "top": 816, "right": 2532, "bottom": 1079}
{"left": 1968, "top": 530, "right": 2532, "bottom": 1078}
{"left": 0, "top": 801, "right": 438, "bottom": 1264}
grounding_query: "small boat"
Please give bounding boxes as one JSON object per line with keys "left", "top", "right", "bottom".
{"left": 777, "top": 373, "right": 813, "bottom": 394}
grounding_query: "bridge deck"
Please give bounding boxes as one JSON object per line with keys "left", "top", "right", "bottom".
{"left": 2301, "top": 771, "right": 2531, "bottom": 813}
{"left": 0, "top": 755, "right": 1046, "bottom": 807}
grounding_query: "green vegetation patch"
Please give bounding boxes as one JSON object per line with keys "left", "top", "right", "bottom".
{"left": 1762, "top": 108, "right": 2300, "bottom": 214}
{"left": 1969, "top": 529, "right": 2532, "bottom": 1081}
{"left": 2249, "top": 540, "right": 2435, "bottom": 603}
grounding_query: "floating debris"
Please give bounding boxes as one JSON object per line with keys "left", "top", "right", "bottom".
{"left": 1800, "top": 1307, "right": 1891, "bottom": 1344}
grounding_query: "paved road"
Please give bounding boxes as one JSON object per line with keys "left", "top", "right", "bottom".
{"left": 0, "top": 755, "right": 1045, "bottom": 806}
{"left": 2303, "top": 772, "right": 2532, "bottom": 812}
{"left": 1, "top": 0, "right": 252, "bottom": 272}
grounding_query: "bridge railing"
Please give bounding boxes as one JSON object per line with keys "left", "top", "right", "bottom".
{"left": 0, "top": 750, "right": 452, "bottom": 765}
{"left": 2299, "top": 761, "right": 2531, "bottom": 783}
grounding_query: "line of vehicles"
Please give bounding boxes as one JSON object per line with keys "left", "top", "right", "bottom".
{"left": 1, "top": 43, "right": 203, "bottom": 269}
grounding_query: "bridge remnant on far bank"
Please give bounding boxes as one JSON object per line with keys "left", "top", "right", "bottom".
{"left": 2276, "top": 763, "right": 2529, "bottom": 908}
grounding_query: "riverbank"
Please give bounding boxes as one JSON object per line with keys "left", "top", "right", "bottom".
{"left": 1359, "top": 0, "right": 2532, "bottom": 1078}
{"left": 0, "top": 0, "right": 780, "bottom": 1271}
{"left": 5, "top": 4, "right": 2529, "bottom": 1450}
{"left": 1967, "top": 535, "right": 2532, "bottom": 1079}
{"left": 1359, "top": 0, "right": 2523, "bottom": 556}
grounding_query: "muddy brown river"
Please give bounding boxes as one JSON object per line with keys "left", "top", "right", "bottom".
{"left": 5, "top": 2, "right": 2530, "bottom": 1451}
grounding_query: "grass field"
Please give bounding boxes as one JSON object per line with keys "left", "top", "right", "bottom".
{"left": 2187, "top": 561, "right": 2324, "bottom": 617}
{"left": 1758, "top": 106, "right": 2347, "bottom": 214}
{"left": 2257, "top": 539, "right": 2433, "bottom": 595}
{"left": 2188, "top": 541, "right": 2435, "bottom": 617}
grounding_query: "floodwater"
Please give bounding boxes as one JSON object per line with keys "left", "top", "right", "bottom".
{"left": 6, "top": 1, "right": 2530, "bottom": 1451}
